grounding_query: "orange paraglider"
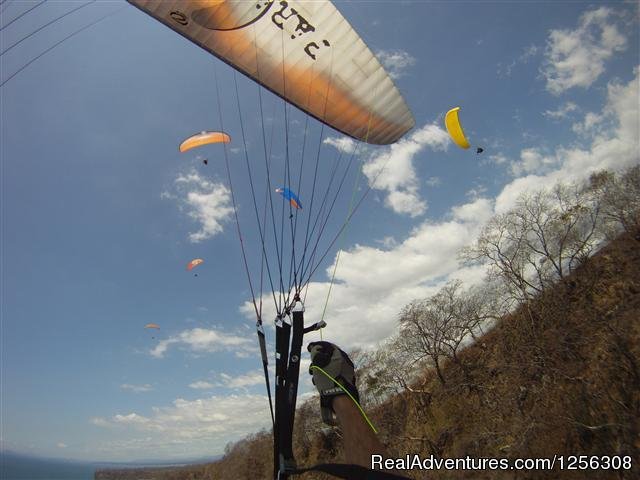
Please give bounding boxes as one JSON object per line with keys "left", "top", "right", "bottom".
{"left": 179, "top": 131, "right": 231, "bottom": 153}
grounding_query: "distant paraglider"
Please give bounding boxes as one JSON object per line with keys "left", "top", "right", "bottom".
{"left": 276, "top": 187, "right": 302, "bottom": 210}
{"left": 144, "top": 323, "right": 160, "bottom": 339}
{"left": 179, "top": 131, "right": 231, "bottom": 153}
{"left": 187, "top": 258, "right": 204, "bottom": 276}
{"left": 445, "top": 107, "right": 484, "bottom": 154}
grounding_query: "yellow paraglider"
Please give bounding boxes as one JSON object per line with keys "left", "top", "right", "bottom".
{"left": 445, "top": 107, "right": 471, "bottom": 150}
{"left": 179, "top": 131, "right": 231, "bottom": 153}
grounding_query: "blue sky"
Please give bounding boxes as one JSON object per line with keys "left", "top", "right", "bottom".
{"left": 1, "top": 0, "right": 638, "bottom": 462}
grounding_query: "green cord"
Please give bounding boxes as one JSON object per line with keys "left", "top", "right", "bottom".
{"left": 310, "top": 365, "right": 378, "bottom": 434}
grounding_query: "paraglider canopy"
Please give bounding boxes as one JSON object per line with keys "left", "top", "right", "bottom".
{"left": 179, "top": 131, "right": 231, "bottom": 153}
{"left": 445, "top": 107, "right": 471, "bottom": 150}
{"left": 144, "top": 323, "right": 160, "bottom": 329}
{"left": 126, "top": 0, "right": 414, "bottom": 145}
{"left": 276, "top": 187, "right": 302, "bottom": 209}
{"left": 186, "top": 258, "right": 204, "bottom": 271}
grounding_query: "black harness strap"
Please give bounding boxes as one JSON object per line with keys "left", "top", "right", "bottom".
{"left": 274, "top": 313, "right": 292, "bottom": 479}
{"left": 256, "top": 322, "right": 274, "bottom": 426}
{"left": 285, "top": 308, "right": 304, "bottom": 448}
{"left": 275, "top": 299, "right": 305, "bottom": 479}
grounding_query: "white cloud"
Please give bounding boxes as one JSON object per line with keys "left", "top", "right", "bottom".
{"left": 542, "top": 7, "right": 627, "bottom": 95}
{"left": 323, "top": 136, "right": 358, "bottom": 155}
{"left": 487, "top": 153, "right": 508, "bottom": 165}
{"left": 362, "top": 123, "right": 449, "bottom": 217}
{"left": 543, "top": 101, "right": 579, "bottom": 119}
{"left": 375, "top": 49, "right": 416, "bottom": 79}
{"left": 572, "top": 111, "right": 605, "bottom": 137}
{"left": 466, "top": 185, "right": 487, "bottom": 200}
{"left": 90, "top": 417, "right": 111, "bottom": 428}
{"left": 171, "top": 170, "right": 233, "bottom": 243}
{"left": 498, "top": 44, "right": 540, "bottom": 77}
{"left": 521, "top": 45, "right": 540, "bottom": 61}
{"left": 112, "top": 413, "right": 152, "bottom": 427}
{"left": 91, "top": 394, "right": 270, "bottom": 458}
{"left": 510, "top": 148, "right": 558, "bottom": 176}
{"left": 219, "top": 370, "right": 264, "bottom": 389}
{"left": 189, "top": 370, "right": 264, "bottom": 391}
{"left": 188, "top": 381, "right": 215, "bottom": 390}
{"left": 425, "top": 176, "right": 441, "bottom": 187}
{"left": 497, "top": 66, "right": 639, "bottom": 213}
{"left": 150, "top": 327, "right": 252, "bottom": 359}
{"left": 376, "top": 236, "right": 398, "bottom": 248}
{"left": 243, "top": 197, "right": 494, "bottom": 347}
{"left": 120, "top": 384, "right": 153, "bottom": 393}
{"left": 56, "top": 443, "right": 67, "bottom": 449}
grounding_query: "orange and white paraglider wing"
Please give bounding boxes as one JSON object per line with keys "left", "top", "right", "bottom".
{"left": 127, "top": 0, "right": 414, "bottom": 145}
{"left": 186, "top": 258, "right": 204, "bottom": 271}
{"left": 144, "top": 323, "right": 160, "bottom": 329}
{"left": 179, "top": 131, "right": 231, "bottom": 153}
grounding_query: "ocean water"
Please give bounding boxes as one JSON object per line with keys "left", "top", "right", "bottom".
{"left": 1, "top": 453, "right": 97, "bottom": 480}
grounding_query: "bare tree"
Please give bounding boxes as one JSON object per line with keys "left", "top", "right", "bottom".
{"left": 463, "top": 180, "right": 603, "bottom": 302}
{"left": 589, "top": 166, "right": 640, "bottom": 238}
{"left": 397, "top": 281, "right": 482, "bottom": 385}
{"left": 461, "top": 280, "right": 510, "bottom": 340}
{"left": 352, "top": 340, "right": 422, "bottom": 406}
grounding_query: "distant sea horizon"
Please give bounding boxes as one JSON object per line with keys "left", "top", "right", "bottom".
{"left": 1, "top": 451, "right": 220, "bottom": 480}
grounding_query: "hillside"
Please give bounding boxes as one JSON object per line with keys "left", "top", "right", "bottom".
{"left": 97, "top": 229, "right": 639, "bottom": 479}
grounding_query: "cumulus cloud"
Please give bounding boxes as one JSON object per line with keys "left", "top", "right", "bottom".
{"left": 120, "top": 384, "right": 153, "bottom": 393}
{"left": 572, "top": 111, "right": 605, "bottom": 137}
{"left": 150, "top": 328, "right": 252, "bottom": 359}
{"left": 510, "top": 148, "right": 558, "bottom": 176}
{"left": 323, "top": 136, "right": 358, "bottom": 155}
{"left": 497, "top": 66, "right": 639, "bottom": 213}
{"left": 188, "top": 381, "right": 215, "bottom": 390}
{"left": 542, "top": 7, "right": 627, "bottom": 95}
{"left": 242, "top": 197, "right": 495, "bottom": 347}
{"left": 487, "top": 153, "right": 508, "bottom": 165}
{"left": 188, "top": 370, "right": 264, "bottom": 391}
{"left": 91, "top": 394, "right": 270, "bottom": 458}
{"left": 219, "top": 370, "right": 264, "bottom": 389}
{"left": 543, "top": 101, "right": 579, "bottom": 120}
{"left": 90, "top": 417, "right": 111, "bottom": 428}
{"left": 111, "top": 413, "right": 152, "bottom": 427}
{"left": 425, "top": 176, "right": 441, "bottom": 187}
{"left": 171, "top": 170, "right": 233, "bottom": 243}
{"left": 376, "top": 236, "right": 398, "bottom": 248}
{"left": 466, "top": 185, "right": 487, "bottom": 200}
{"left": 375, "top": 49, "right": 416, "bottom": 79}
{"left": 361, "top": 123, "right": 449, "bottom": 217}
